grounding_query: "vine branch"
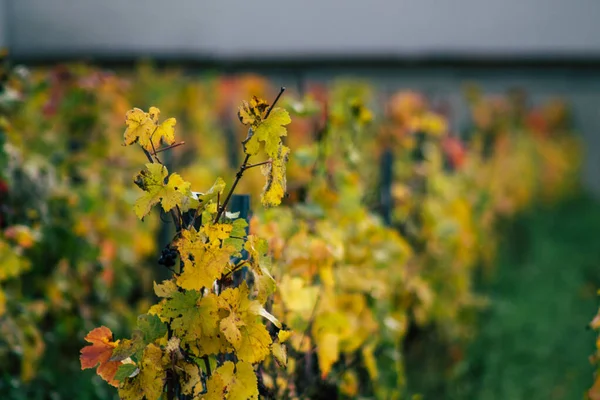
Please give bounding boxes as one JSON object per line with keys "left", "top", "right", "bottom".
{"left": 213, "top": 86, "right": 286, "bottom": 224}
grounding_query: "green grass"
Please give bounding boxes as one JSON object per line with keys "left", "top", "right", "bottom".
{"left": 407, "top": 195, "right": 600, "bottom": 399}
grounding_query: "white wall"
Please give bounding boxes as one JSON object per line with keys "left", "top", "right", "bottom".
{"left": 8, "top": 0, "right": 600, "bottom": 59}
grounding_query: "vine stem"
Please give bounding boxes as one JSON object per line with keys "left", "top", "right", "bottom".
{"left": 142, "top": 146, "right": 182, "bottom": 400}
{"left": 213, "top": 86, "right": 286, "bottom": 224}
{"left": 153, "top": 141, "right": 185, "bottom": 155}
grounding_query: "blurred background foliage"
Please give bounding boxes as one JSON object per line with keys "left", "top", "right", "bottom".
{"left": 0, "top": 60, "right": 597, "bottom": 399}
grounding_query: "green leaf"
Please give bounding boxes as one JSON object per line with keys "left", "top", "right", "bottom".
{"left": 114, "top": 363, "right": 139, "bottom": 382}
{"left": 110, "top": 330, "right": 145, "bottom": 362}
{"left": 223, "top": 218, "right": 248, "bottom": 251}
{"left": 137, "top": 314, "right": 167, "bottom": 343}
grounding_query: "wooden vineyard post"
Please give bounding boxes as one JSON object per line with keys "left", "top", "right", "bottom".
{"left": 379, "top": 148, "right": 394, "bottom": 226}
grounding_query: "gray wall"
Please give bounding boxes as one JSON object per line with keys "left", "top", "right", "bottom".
{"left": 2, "top": 1, "right": 600, "bottom": 193}
{"left": 0, "top": 0, "right": 7, "bottom": 49}
{"left": 6, "top": 0, "right": 600, "bottom": 59}
{"left": 258, "top": 67, "right": 600, "bottom": 195}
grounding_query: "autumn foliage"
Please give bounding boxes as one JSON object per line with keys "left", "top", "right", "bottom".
{"left": 0, "top": 62, "right": 585, "bottom": 399}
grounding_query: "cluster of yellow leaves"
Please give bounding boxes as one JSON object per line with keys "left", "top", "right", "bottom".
{"left": 388, "top": 91, "right": 447, "bottom": 137}
{"left": 391, "top": 136, "right": 488, "bottom": 337}
{"left": 238, "top": 96, "right": 291, "bottom": 207}
{"left": 82, "top": 103, "right": 291, "bottom": 400}
{"left": 133, "top": 163, "right": 198, "bottom": 219}
{"left": 124, "top": 107, "right": 176, "bottom": 151}
{"left": 122, "top": 107, "right": 201, "bottom": 220}
{"left": 204, "top": 361, "right": 259, "bottom": 399}
{"left": 254, "top": 177, "right": 414, "bottom": 393}
{"left": 174, "top": 223, "right": 237, "bottom": 290}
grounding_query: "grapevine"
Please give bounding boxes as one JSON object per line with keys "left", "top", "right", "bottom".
{"left": 81, "top": 88, "right": 292, "bottom": 399}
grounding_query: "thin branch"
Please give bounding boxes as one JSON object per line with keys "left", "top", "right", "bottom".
{"left": 265, "top": 87, "right": 286, "bottom": 119}
{"left": 142, "top": 148, "right": 154, "bottom": 163}
{"left": 153, "top": 141, "right": 185, "bottom": 155}
{"left": 213, "top": 87, "right": 286, "bottom": 224}
{"left": 140, "top": 146, "right": 182, "bottom": 234}
{"left": 222, "top": 260, "right": 250, "bottom": 279}
{"left": 213, "top": 153, "right": 250, "bottom": 224}
{"left": 244, "top": 160, "right": 272, "bottom": 170}
{"left": 148, "top": 128, "right": 164, "bottom": 164}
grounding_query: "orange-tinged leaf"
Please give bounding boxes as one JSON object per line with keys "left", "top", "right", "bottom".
{"left": 80, "top": 326, "right": 121, "bottom": 387}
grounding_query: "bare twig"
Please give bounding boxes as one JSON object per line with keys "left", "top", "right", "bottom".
{"left": 222, "top": 260, "right": 250, "bottom": 279}
{"left": 153, "top": 141, "right": 185, "bottom": 155}
{"left": 244, "top": 159, "right": 272, "bottom": 170}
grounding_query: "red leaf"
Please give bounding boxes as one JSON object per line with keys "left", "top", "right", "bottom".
{"left": 80, "top": 326, "right": 121, "bottom": 387}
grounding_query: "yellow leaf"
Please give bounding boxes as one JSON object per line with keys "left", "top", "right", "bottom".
{"left": 159, "top": 291, "right": 227, "bottom": 355}
{"left": 118, "top": 344, "right": 166, "bottom": 400}
{"left": 203, "top": 372, "right": 227, "bottom": 400}
{"left": 123, "top": 108, "right": 154, "bottom": 146}
{"left": 316, "top": 333, "right": 339, "bottom": 378}
{"left": 220, "top": 313, "right": 243, "bottom": 349}
{"left": 154, "top": 117, "right": 176, "bottom": 146}
{"left": 175, "top": 227, "right": 236, "bottom": 290}
{"left": 243, "top": 107, "right": 291, "bottom": 157}
{"left": 277, "top": 330, "right": 292, "bottom": 343}
{"left": 236, "top": 323, "right": 272, "bottom": 364}
{"left": 272, "top": 342, "right": 287, "bottom": 367}
{"left": 205, "top": 361, "right": 259, "bottom": 400}
{"left": 218, "top": 284, "right": 273, "bottom": 363}
{"left": 123, "top": 107, "right": 177, "bottom": 151}
{"left": 237, "top": 96, "right": 269, "bottom": 127}
{"left": 179, "top": 362, "right": 201, "bottom": 396}
{"left": 279, "top": 276, "right": 318, "bottom": 314}
{"left": 362, "top": 343, "right": 379, "bottom": 381}
{"left": 261, "top": 145, "right": 290, "bottom": 207}
{"left": 244, "top": 236, "right": 276, "bottom": 302}
{"left": 312, "top": 312, "right": 350, "bottom": 378}
{"left": 161, "top": 173, "right": 192, "bottom": 212}
{"left": 153, "top": 279, "right": 178, "bottom": 298}
{"left": 133, "top": 164, "right": 194, "bottom": 219}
